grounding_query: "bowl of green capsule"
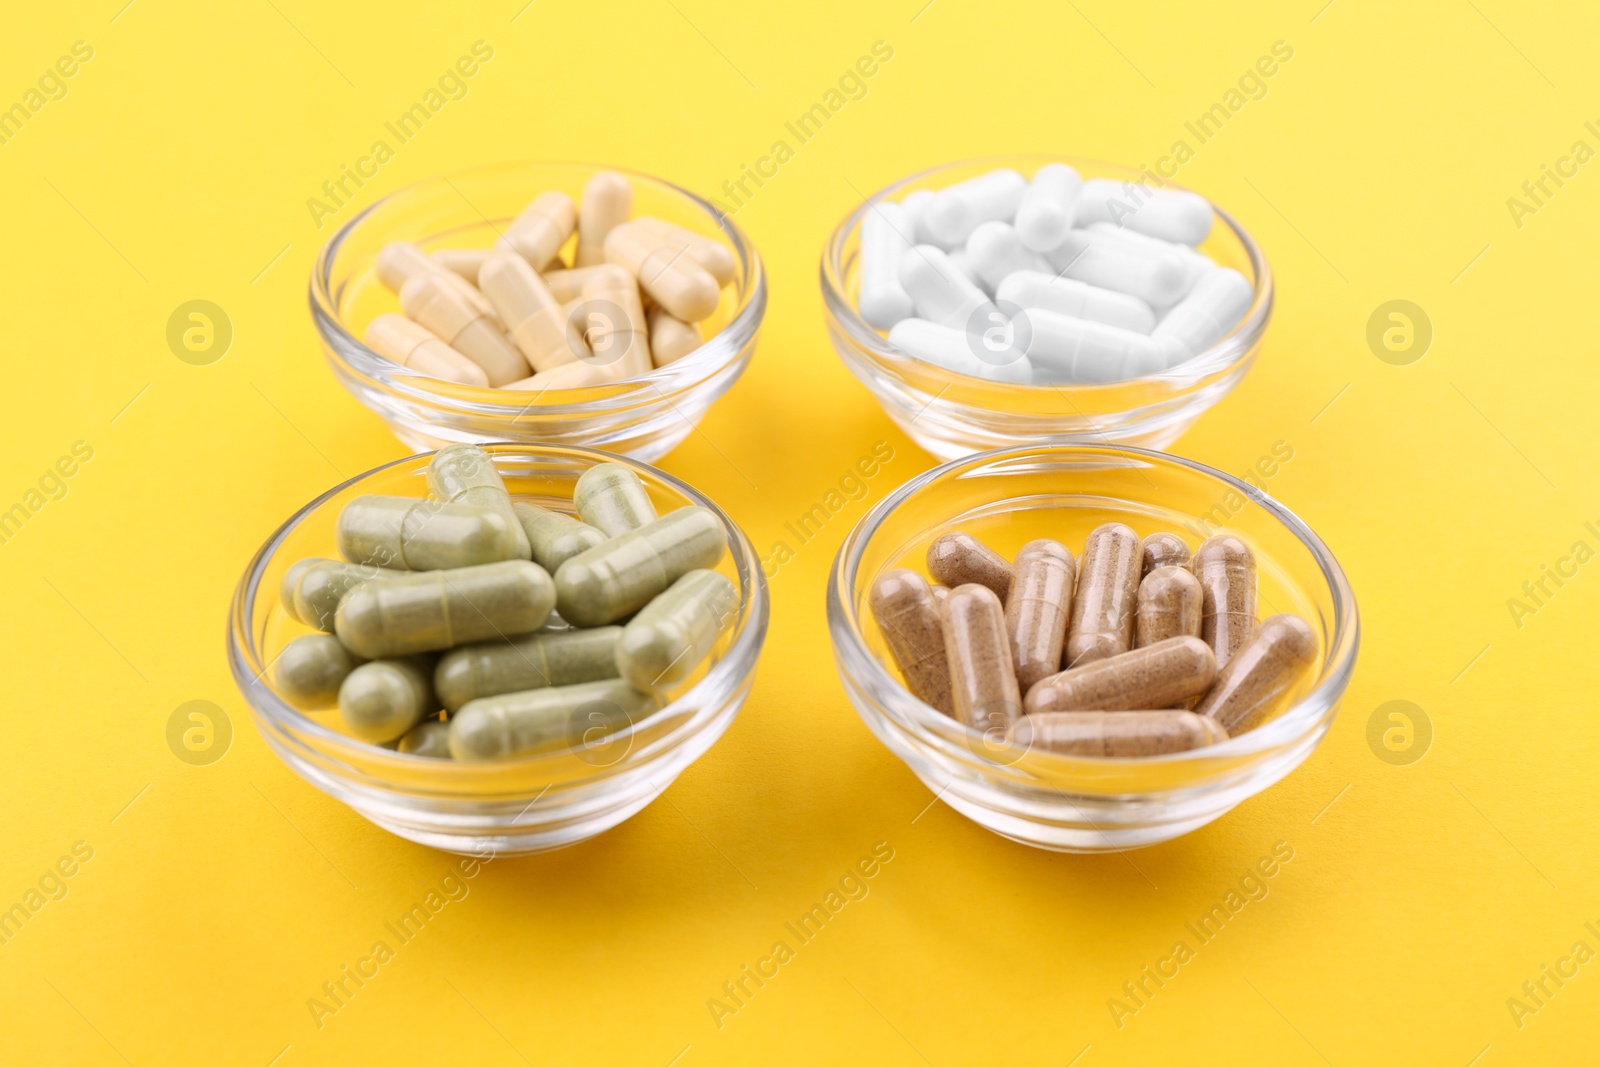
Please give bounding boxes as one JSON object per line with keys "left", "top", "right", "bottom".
{"left": 227, "top": 443, "right": 768, "bottom": 856}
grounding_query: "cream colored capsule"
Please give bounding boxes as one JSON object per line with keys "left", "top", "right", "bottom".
{"left": 647, "top": 307, "right": 701, "bottom": 366}
{"left": 541, "top": 265, "right": 618, "bottom": 304}
{"left": 632, "top": 217, "right": 736, "bottom": 287}
{"left": 363, "top": 314, "right": 488, "bottom": 387}
{"left": 580, "top": 265, "right": 653, "bottom": 378}
{"left": 375, "top": 242, "right": 496, "bottom": 318}
{"left": 431, "top": 248, "right": 491, "bottom": 284}
{"left": 478, "top": 251, "right": 588, "bottom": 373}
{"left": 496, "top": 191, "right": 576, "bottom": 269}
{"left": 577, "top": 172, "right": 633, "bottom": 267}
{"left": 604, "top": 220, "right": 720, "bottom": 322}
{"left": 400, "top": 276, "right": 529, "bottom": 386}
{"left": 502, "top": 359, "right": 620, "bottom": 393}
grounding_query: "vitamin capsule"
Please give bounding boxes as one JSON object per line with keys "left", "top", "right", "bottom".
{"left": 1010, "top": 710, "right": 1227, "bottom": 756}
{"left": 575, "top": 463, "right": 657, "bottom": 537}
{"left": 554, "top": 506, "right": 726, "bottom": 626}
{"left": 478, "top": 251, "right": 588, "bottom": 372}
{"left": 617, "top": 569, "right": 737, "bottom": 690}
{"left": 576, "top": 172, "right": 633, "bottom": 267}
{"left": 579, "top": 266, "right": 653, "bottom": 377}
{"left": 930, "top": 584, "right": 950, "bottom": 608}
{"left": 897, "top": 188, "right": 943, "bottom": 250}
{"left": 1141, "top": 532, "right": 1190, "bottom": 575}
{"left": 336, "top": 560, "right": 555, "bottom": 658}
{"left": 496, "top": 190, "right": 576, "bottom": 269}
{"left": 858, "top": 200, "right": 917, "bottom": 329}
{"left": 1152, "top": 268, "right": 1254, "bottom": 357}
{"left": 512, "top": 501, "right": 607, "bottom": 572}
{"left": 541, "top": 265, "right": 618, "bottom": 304}
{"left": 927, "top": 531, "right": 1012, "bottom": 602}
{"left": 364, "top": 314, "right": 489, "bottom": 387}
{"left": 898, "top": 245, "right": 994, "bottom": 329}
{"left": 397, "top": 719, "right": 452, "bottom": 758}
{"left": 274, "top": 633, "right": 363, "bottom": 710}
{"left": 1025, "top": 636, "right": 1216, "bottom": 714}
{"left": 435, "top": 626, "right": 623, "bottom": 711}
{"left": 337, "top": 495, "right": 521, "bottom": 571}
{"left": 942, "top": 584, "right": 1022, "bottom": 734}
{"left": 632, "top": 217, "right": 736, "bottom": 287}
{"left": 431, "top": 248, "right": 490, "bottom": 284}
{"left": 1004, "top": 539, "right": 1076, "bottom": 693}
{"left": 869, "top": 569, "right": 953, "bottom": 716}
{"left": 995, "top": 270, "right": 1155, "bottom": 334}
{"left": 1014, "top": 163, "right": 1084, "bottom": 252}
{"left": 502, "top": 358, "right": 618, "bottom": 392}
{"left": 647, "top": 307, "right": 700, "bottom": 366}
{"left": 604, "top": 220, "right": 720, "bottom": 322}
{"left": 449, "top": 679, "right": 659, "bottom": 760}
{"left": 279, "top": 557, "right": 326, "bottom": 624}
{"left": 886, "top": 319, "right": 1033, "bottom": 384}
{"left": 1086, "top": 223, "right": 1214, "bottom": 294}
{"left": 1023, "top": 310, "right": 1171, "bottom": 384}
{"left": 375, "top": 243, "right": 497, "bottom": 319}
{"left": 1135, "top": 566, "right": 1204, "bottom": 648}
{"left": 427, "top": 444, "right": 530, "bottom": 560}
{"left": 400, "top": 275, "right": 529, "bottom": 386}
{"left": 964, "top": 222, "right": 1049, "bottom": 292}
{"left": 923, "top": 168, "right": 1027, "bottom": 245}
{"left": 339, "top": 658, "right": 436, "bottom": 743}
{"left": 1065, "top": 522, "right": 1141, "bottom": 667}
{"left": 293, "top": 559, "right": 404, "bottom": 631}
{"left": 947, "top": 250, "right": 986, "bottom": 291}
{"left": 1194, "top": 535, "right": 1257, "bottom": 669}
{"left": 1074, "top": 179, "right": 1213, "bottom": 246}
{"left": 1044, "top": 230, "right": 1193, "bottom": 310}
{"left": 1196, "top": 614, "right": 1317, "bottom": 732}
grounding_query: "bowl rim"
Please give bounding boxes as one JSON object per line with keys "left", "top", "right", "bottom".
{"left": 819, "top": 153, "right": 1274, "bottom": 393}
{"left": 828, "top": 441, "right": 1359, "bottom": 767}
{"left": 227, "top": 443, "right": 770, "bottom": 776}
{"left": 309, "top": 159, "right": 767, "bottom": 416}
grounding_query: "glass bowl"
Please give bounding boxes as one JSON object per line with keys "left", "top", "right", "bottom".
{"left": 820, "top": 155, "right": 1273, "bottom": 460}
{"left": 311, "top": 161, "right": 766, "bottom": 460}
{"left": 827, "top": 443, "right": 1356, "bottom": 852}
{"left": 227, "top": 445, "right": 769, "bottom": 856}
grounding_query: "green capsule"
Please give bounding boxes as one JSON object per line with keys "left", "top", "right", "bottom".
{"left": 397, "top": 719, "right": 452, "bottom": 758}
{"left": 435, "top": 626, "right": 623, "bottom": 711}
{"left": 512, "top": 501, "right": 607, "bottom": 573}
{"left": 293, "top": 559, "right": 405, "bottom": 632}
{"left": 273, "top": 633, "right": 364, "bottom": 710}
{"left": 337, "top": 495, "right": 521, "bottom": 571}
{"left": 279, "top": 557, "right": 326, "bottom": 623}
{"left": 449, "top": 679, "right": 659, "bottom": 760}
{"left": 574, "top": 463, "right": 657, "bottom": 537}
{"left": 554, "top": 506, "right": 727, "bottom": 627}
{"left": 339, "top": 658, "right": 437, "bottom": 743}
{"left": 616, "top": 570, "right": 738, "bottom": 690}
{"left": 336, "top": 559, "right": 555, "bottom": 658}
{"left": 427, "top": 444, "right": 532, "bottom": 560}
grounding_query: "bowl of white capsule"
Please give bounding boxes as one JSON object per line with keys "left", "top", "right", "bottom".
{"left": 820, "top": 156, "right": 1273, "bottom": 460}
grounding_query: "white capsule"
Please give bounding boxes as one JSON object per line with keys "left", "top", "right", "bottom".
{"left": 1075, "top": 179, "right": 1213, "bottom": 246}
{"left": 964, "top": 222, "right": 1050, "bottom": 292}
{"left": 858, "top": 201, "right": 917, "bottom": 329}
{"left": 901, "top": 189, "right": 951, "bottom": 249}
{"left": 1087, "top": 223, "right": 1212, "bottom": 295}
{"left": 1024, "top": 310, "right": 1179, "bottom": 384}
{"left": 997, "top": 270, "right": 1156, "bottom": 334}
{"left": 899, "top": 245, "right": 994, "bottom": 328}
{"left": 887, "top": 318, "right": 1033, "bottom": 383}
{"left": 923, "top": 168, "right": 1027, "bottom": 246}
{"left": 947, "top": 250, "right": 987, "bottom": 293}
{"left": 1152, "top": 268, "right": 1254, "bottom": 359}
{"left": 1015, "top": 163, "right": 1083, "bottom": 252}
{"left": 1044, "top": 230, "right": 1192, "bottom": 309}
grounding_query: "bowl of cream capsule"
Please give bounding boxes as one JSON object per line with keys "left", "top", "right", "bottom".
{"left": 827, "top": 443, "right": 1356, "bottom": 851}
{"left": 821, "top": 156, "right": 1273, "bottom": 460}
{"left": 227, "top": 443, "right": 768, "bottom": 855}
{"left": 312, "top": 161, "right": 766, "bottom": 460}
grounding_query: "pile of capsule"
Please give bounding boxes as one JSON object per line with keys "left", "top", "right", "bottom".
{"left": 363, "top": 171, "right": 736, "bottom": 392}
{"left": 869, "top": 524, "right": 1317, "bottom": 757}
{"left": 857, "top": 166, "right": 1254, "bottom": 385}
{"left": 272, "top": 445, "right": 737, "bottom": 761}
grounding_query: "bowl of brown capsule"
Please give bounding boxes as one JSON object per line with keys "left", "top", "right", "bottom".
{"left": 826, "top": 443, "right": 1357, "bottom": 851}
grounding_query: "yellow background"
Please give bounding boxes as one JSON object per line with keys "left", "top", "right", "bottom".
{"left": 2, "top": 0, "right": 1596, "bottom": 1063}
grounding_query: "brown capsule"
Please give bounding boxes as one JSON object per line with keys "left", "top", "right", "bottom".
{"left": 1135, "top": 565, "right": 1203, "bottom": 648}
{"left": 1196, "top": 614, "right": 1317, "bottom": 733}
{"left": 1141, "top": 532, "right": 1191, "bottom": 576}
{"left": 869, "top": 570, "right": 953, "bottom": 716}
{"left": 927, "top": 532, "right": 1012, "bottom": 603}
{"left": 1004, "top": 539, "right": 1075, "bottom": 693}
{"left": 1025, "top": 636, "right": 1216, "bottom": 714}
{"left": 1010, "top": 711, "right": 1228, "bottom": 757}
{"left": 1064, "top": 522, "right": 1141, "bottom": 667}
{"left": 930, "top": 585, "right": 950, "bottom": 609}
{"left": 942, "top": 584, "right": 1021, "bottom": 734}
{"left": 1194, "top": 535, "right": 1257, "bottom": 669}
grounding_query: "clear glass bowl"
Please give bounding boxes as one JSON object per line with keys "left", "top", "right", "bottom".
{"left": 311, "top": 161, "right": 766, "bottom": 460}
{"left": 820, "top": 155, "right": 1273, "bottom": 460}
{"left": 827, "top": 444, "right": 1356, "bottom": 852}
{"left": 226, "top": 445, "right": 768, "bottom": 856}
